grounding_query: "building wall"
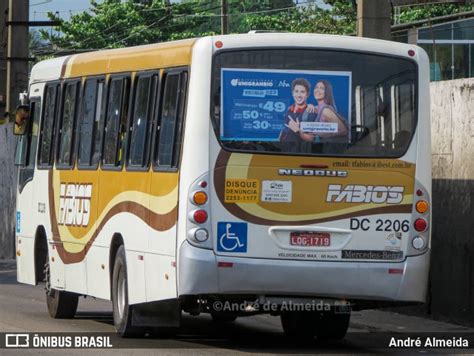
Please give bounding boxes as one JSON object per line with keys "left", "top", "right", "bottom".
{"left": 0, "top": 123, "right": 17, "bottom": 259}
{"left": 430, "top": 78, "right": 474, "bottom": 325}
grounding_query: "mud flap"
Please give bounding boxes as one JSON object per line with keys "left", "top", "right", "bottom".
{"left": 131, "top": 299, "right": 181, "bottom": 328}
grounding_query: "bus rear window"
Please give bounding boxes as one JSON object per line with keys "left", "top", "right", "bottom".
{"left": 211, "top": 49, "right": 417, "bottom": 157}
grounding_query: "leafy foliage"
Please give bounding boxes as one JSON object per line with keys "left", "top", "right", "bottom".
{"left": 39, "top": 0, "right": 214, "bottom": 51}
{"left": 397, "top": 3, "right": 473, "bottom": 24}
{"left": 38, "top": 0, "right": 357, "bottom": 54}
{"left": 36, "top": 0, "right": 473, "bottom": 56}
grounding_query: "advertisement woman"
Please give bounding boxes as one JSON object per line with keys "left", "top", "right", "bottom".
{"left": 286, "top": 80, "right": 348, "bottom": 142}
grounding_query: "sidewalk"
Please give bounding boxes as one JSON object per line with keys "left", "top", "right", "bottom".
{"left": 351, "top": 309, "right": 474, "bottom": 333}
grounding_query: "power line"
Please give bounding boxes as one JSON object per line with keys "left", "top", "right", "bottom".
{"left": 32, "top": 0, "right": 352, "bottom": 55}
{"left": 106, "top": 16, "right": 169, "bottom": 48}
{"left": 30, "top": 0, "right": 52, "bottom": 7}
{"left": 43, "top": 1, "right": 223, "bottom": 53}
{"left": 32, "top": 8, "right": 90, "bottom": 14}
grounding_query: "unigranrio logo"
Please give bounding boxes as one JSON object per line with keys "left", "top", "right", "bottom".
{"left": 278, "top": 168, "right": 348, "bottom": 177}
{"left": 58, "top": 183, "right": 92, "bottom": 227}
{"left": 326, "top": 184, "right": 404, "bottom": 204}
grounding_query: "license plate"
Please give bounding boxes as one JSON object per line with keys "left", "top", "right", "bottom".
{"left": 290, "top": 232, "right": 331, "bottom": 247}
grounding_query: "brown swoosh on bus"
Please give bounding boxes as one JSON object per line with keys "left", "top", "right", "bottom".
{"left": 49, "top": 171, "right": 177, "bottom": 264}
{"left": 213, "top": 150, "right": 412, "bottom": 225}
{"left": 60, "top": 55, "right": 73, "bottom": 79}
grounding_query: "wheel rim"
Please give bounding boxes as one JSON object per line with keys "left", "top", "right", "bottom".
{"left": 117, "top": 267, "right": 126, "bottom": 319}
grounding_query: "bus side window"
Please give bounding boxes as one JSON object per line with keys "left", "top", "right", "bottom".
{"left": 38, "top": 84, "right": 59, "bottom": 168}
{"left": 78, "top": 79, "right": 97, "bottom": 167}
{"left": 16, "top": 98, "right": 41, "bottom": 190}
{"left": 91, "top": 80, "right": 107, "bottom": 167}
{"left": 15, "top": 99, "right": 40, "bottom": 167}
{"left": 154, "top": 70, "right": 188, "bottom": 170}
{"left": 27, "top": 100, "right": 41, "bottom": 169}
{"left": 57, "top": 81, "right": 79, "bottom": 168}
{"left": 15, "top": 101, "right": 34, "bottom": 167}
{"left": 391, "top": 83, "right": 415, "bottom": 151}
{"left": 102, "top": 76, "right": 130, "bottom": 169}
{"left": 15, "top": 132, "right": 28, "bottom": 167}
{"left": 127, "top": 73, "right": 157, "bottom": 169}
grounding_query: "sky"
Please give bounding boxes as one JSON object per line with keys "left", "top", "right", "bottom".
{"left": 29, "top": 0, "right": 102, "bottom": 21}
{"left": 29, "top": 0, "right": 329, "bottom": 21}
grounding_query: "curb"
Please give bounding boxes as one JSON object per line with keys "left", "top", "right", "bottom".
{"left": 0, "top": 259, "right": 16, "bottom": 271}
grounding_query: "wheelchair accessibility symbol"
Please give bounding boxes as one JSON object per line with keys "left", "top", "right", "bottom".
{"left": 217, "top": 222, "right": 247, "bottom": 253}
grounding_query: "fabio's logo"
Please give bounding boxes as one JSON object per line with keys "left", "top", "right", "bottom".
{"left": 58, "top": 183, "right": 92, "bottom": 227}
{"left": 326, "top": 184, "right": 404, "bottom": 204}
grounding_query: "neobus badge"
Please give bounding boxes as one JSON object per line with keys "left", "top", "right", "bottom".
{"left": 326, "top": 184, "right": 404, "bottom": 204}
{"left": 278, "top": 168, "right": 348, "bottom": 177}
{"left": 58, "top": 183, "right": 93, "bottom": 227}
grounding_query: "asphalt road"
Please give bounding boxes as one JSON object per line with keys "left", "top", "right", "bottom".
{"left": 1, "top": 261, "right": 473, "bottom": 354}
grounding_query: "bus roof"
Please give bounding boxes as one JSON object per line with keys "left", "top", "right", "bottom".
{"left": 29, "top": 33, "right": 421, "bottom": 84}
{"left": 30, "top": 38, "right": 197, "bottom": 83}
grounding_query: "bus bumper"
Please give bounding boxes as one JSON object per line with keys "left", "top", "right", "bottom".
{"left": 178, "top": 241, "right": 430, "bottom": 303}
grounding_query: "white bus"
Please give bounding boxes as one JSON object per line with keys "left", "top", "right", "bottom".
{"left": 14, "top": 33, "right": 431, "bottom": 339}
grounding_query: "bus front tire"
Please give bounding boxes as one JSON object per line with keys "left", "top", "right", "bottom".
{"left": 45, "top": 261, "right": 79, "bottom": 319}
{"left": 111, "top": 246, "right": 143, "bottom": 337}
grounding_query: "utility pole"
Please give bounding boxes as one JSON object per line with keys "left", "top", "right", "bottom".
{"left": 6, "top": 0, "right": 29, "bottom": 120}
{"left": 0, "top": 0, "right": 8, "bottom": 120}
{"left": 221, "top": 0, "right": 229, "bottom": 35}
{"left": 357, "top": 0, "right": 392, "bottom": 40}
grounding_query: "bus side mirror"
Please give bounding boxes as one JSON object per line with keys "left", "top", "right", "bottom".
{"left": 14, "top": 105, "right": 30, "bottom": 135}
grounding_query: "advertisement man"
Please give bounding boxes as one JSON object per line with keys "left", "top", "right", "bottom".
{"left": 279, "top": 78, "right": 311, "bottom": 143}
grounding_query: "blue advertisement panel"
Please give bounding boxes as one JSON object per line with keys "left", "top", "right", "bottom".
{"left": 220, "top": 68, "right": 352, "bottom": 143}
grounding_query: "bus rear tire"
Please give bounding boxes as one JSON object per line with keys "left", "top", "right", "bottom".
{"left": 315, "top": 308, "right": 351, "bottom": 341}
{"left": 112, "top": 246, "right": 143, "bottom": 337}
{"left": 280, "top": 311, "right": 317, "bottom": 339}
{"left": 45, "top": 261, "right": 79, "bottom": 319}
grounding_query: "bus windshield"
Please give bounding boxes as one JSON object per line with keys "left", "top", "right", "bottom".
{"left": 211, "top": 49, "right": 418, "bottom": 157}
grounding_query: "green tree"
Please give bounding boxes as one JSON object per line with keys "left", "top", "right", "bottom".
{"left": 39, "top": 0, "right": 301, "bottom": 53}
{"left": 37, "top": 0, "right": 473, "bottom": 56}
{"left": 398, "top": 3, "right": 473, "bottom": 24}
{"left": 29, "top": 30, "right": 46, "bottom": 54}
{"left": 39, "top": 0, "right": 215, "bottom": 52}
{"left": 240, "top": 1, "right": 355, "bottom": 35}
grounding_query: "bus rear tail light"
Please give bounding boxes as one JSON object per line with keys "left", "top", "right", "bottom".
{"left": 412, "top": 236, "right": 426, "bottom": 250}
{"left": 193, "top": 191, "right": 208, "bottom": 205}
{"left": 192, "top": 210, "right": 208, "bottom": 224}
{"left": 414, "top": 218, "right": 427, "bottom": 232}
{"left": 193, "top": 228, "right": 209, "bottom": 242}
{"left": 187, "top": 173, "right": 212, "bottom": 250}
{"left": 407, "top": 181, "right": 431, "bottom": 257}
{"left": 415, "top": 200, "right": 429, "bottom": 214}
{"left": 218, "top": 262, "right": 233, "bottom": 268}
